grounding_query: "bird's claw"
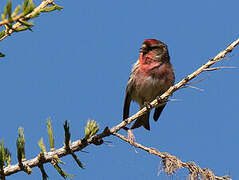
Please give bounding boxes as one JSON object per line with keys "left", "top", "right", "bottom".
{"left": 144, "top": 102, "right": 152, "bottom": 110}
{"left": 156, "top": 96, "right": 163, "bottom": 104}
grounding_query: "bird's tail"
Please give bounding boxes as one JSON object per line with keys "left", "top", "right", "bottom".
{"left": 131, "top": 112, "right": 150, "bottom": 130}
{"left": 153, "top": 104, "right": 166, "bottom": 121}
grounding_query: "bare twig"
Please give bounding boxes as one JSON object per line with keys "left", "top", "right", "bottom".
{"left": 183, "top": 85, "right": 204, "bottom": 91}
{"left": 1, "top": 38, "right": 239, "bottom": 178}
{"left": 112, "top": 132, "right": 231, "bottom": 180}
{"left": 203, "top": 66, "right": 238, "bottom": 71}
{"left": 185, "top": 77, "right": 206, "bottom": 85}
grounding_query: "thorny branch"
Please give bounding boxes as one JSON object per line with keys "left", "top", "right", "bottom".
{"left": 1, "top": 38, "right": 239, "bottom": 179}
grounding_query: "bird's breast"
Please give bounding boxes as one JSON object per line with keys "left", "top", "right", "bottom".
{"left": 129, "top": 62, "right": 174, "bottom": 106}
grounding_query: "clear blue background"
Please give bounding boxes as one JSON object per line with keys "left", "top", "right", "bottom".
{"left": 0, "top": 0, "right": 238, "bottom": 179}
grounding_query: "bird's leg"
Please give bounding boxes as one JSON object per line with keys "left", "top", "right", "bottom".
{"left": 156, "top": 96, "right": 167, "bottom": 106}
{"left": 156, "top": 96, "right": 168, "bottom": 108}
{"left": 156, "top": 96, "right": 163, "bottom": 104}
{"left": 144, "top": 101, "right": 152, "bottom": 111}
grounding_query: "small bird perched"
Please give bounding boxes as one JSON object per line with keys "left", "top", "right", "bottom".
{"left": 123, "top": 39, "right": 175, "bottom": 130}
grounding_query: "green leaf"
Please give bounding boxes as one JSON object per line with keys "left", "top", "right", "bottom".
{"left": 28, "top": 0, "right": 36, "bottom": 10}
{"left": 52, "top": 159, "right": 73, "bottom": 179}
{"left": 84, "top": 119, "right": 99, "bottom": 139}
{"left": 0, "top": 140, "right": 5, "bottom": 169}
{"left": 5, "top": 148, "right": 11, "bottom": 166}
{"left": 6, "top": 1, "right": 12, "bottom": 19}
{"left": 12, "top": 5, "right": 21, "bottom": 17}
{"left": 39, "top": 164, "right": 48, "bottom": 180}
{"left": 64, "top": 120, "right": 71, "bottom": 148}
{"left": 1, "top": 4, "right": 8, "bottom": 20}
{"left": 22, "top": 0, "right": 29, "bottom": 11}
{"left": 23, "top": 7, "right": 31, "bottom": 15}
{"left": 55, "top": 155, "right": 64, "bottom": 165}
{"left": 38, "top": 138, "right": 47, "bottom": 153}
{"left": 1, "top": 14, "right": 6, "bottom": 21}
{"left": 40, "top": 5, "right": 64, "bottom": 13}
{"left": 71, "top": 152, "right": 85, "bottom": 169}
{"left": 0, "top": 140, "right": 11, "bottom": 168}
{"left": 54, "top": 5, "right": 64, "bottom": 10}
{"left": 0, "top": 52, "right": 5, "bottom": 57}
{"left": 0, "top": 31, "right": 5, "bottom": 39}
{"left": 14, "top": 26, "right": 30, "bottom": 32}
{"left": 23, "top": 0, "right": 35, "bottom": 15}
{"left": 16, "top": 127, "right": 25, "bottom": 162}
{"left": 47, "top": 118, "right": 55, "bottom": 150}
{"left": 18, "top": 20, "right": 33, "bottom": 27}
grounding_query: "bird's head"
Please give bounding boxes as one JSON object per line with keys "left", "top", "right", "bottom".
{"left": 140, "top": 39, "right": 170, "bottom": 62}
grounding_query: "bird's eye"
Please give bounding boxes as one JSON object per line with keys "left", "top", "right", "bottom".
{"left": 140, "top": 44, "right": 148, "bottom": 53}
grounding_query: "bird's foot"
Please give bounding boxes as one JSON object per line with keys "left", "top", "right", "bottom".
{"left": 156, "top": 96, "right": 163, "bottom": 104}
{"left": 144, "top": 102, "right": 152, "bottom": 110}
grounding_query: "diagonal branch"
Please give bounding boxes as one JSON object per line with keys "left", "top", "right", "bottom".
{"left": 110, "top": 38, "right": 239, "bottom": 133}
{"left": 0, "top": 0, "right": 56, "bottom": 41}
{"left": 0, "top": 14, "right": 24, "bottom": 26}
{"left": 2, "top": 38, "right": 239, "bottom": 178}
{"left": 113, "top": 132, "right": 231, "bottom": 180}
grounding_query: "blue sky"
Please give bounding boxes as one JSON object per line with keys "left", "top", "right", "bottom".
{"left": 0, "top": 0, "right": 238, "bottom": 179}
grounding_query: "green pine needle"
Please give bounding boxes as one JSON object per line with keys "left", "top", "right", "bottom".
{"left": 23, "top": 0, "right": 35, "bottom": 15}
{"left": 6, "top": 1, "right": 12, "bottom": 20}
{"left": 64, "top": 120, "right": 71, "bottom": 148}
{"left": 14, "top": 26, "right": 30, "bottom": 32}
{"left": 16, "top": 127, "right": 25, "bottom": 162}
{"left": 4, "top": 148, "right": 11, "bottom": 166}
{"left": 22, "top": 0, "right": 29, "bottom": 11}
{"left": 84, "top": 119, "right": 99, "bottom": 140}
{"left": 54, "top": 5, "right": 64, "bottom": 10}
{"left": 12, "top": 5, "right": 21, "bottom": 17}
{"left": 71, "top": 152, "right": 85, "bottom": 169}
{"left": 1, "top": 4, "right": 8, "bottom": 20}
{"left": 40, "top": 5, "right": 63, "bottom": 13}
{"left": 52, "top": 159, "right": 72, "bottom": 179}
{"left": 47, "top": 118, "right": 55, "bottom": 150}
{"left": 0, "top": 31, "right": 5, "bottom": 39}
{"left": 18, "top": 20, "right": 33, "bottom": 27}
{"left": 39, "top": 164, "right": 48, "bottom": 180}
{"left": 0, "top": 52, "right": 5, "bottom": 57}
{"left": 38, "top": 138, "right": 47, "bottom": 153}
{"left": 0, "top": 140, "right": 5, "bottom": 169}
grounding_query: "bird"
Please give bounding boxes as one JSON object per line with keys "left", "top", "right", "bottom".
{"left": 123, "top": 39, "right": 175, "bottom": 131}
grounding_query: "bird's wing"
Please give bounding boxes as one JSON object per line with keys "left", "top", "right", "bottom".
{"left": 123, "top": 61, "right": 139, "bottom": 120}
{"left": 123, "top": 90, "right": 131, "bottom": 120}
